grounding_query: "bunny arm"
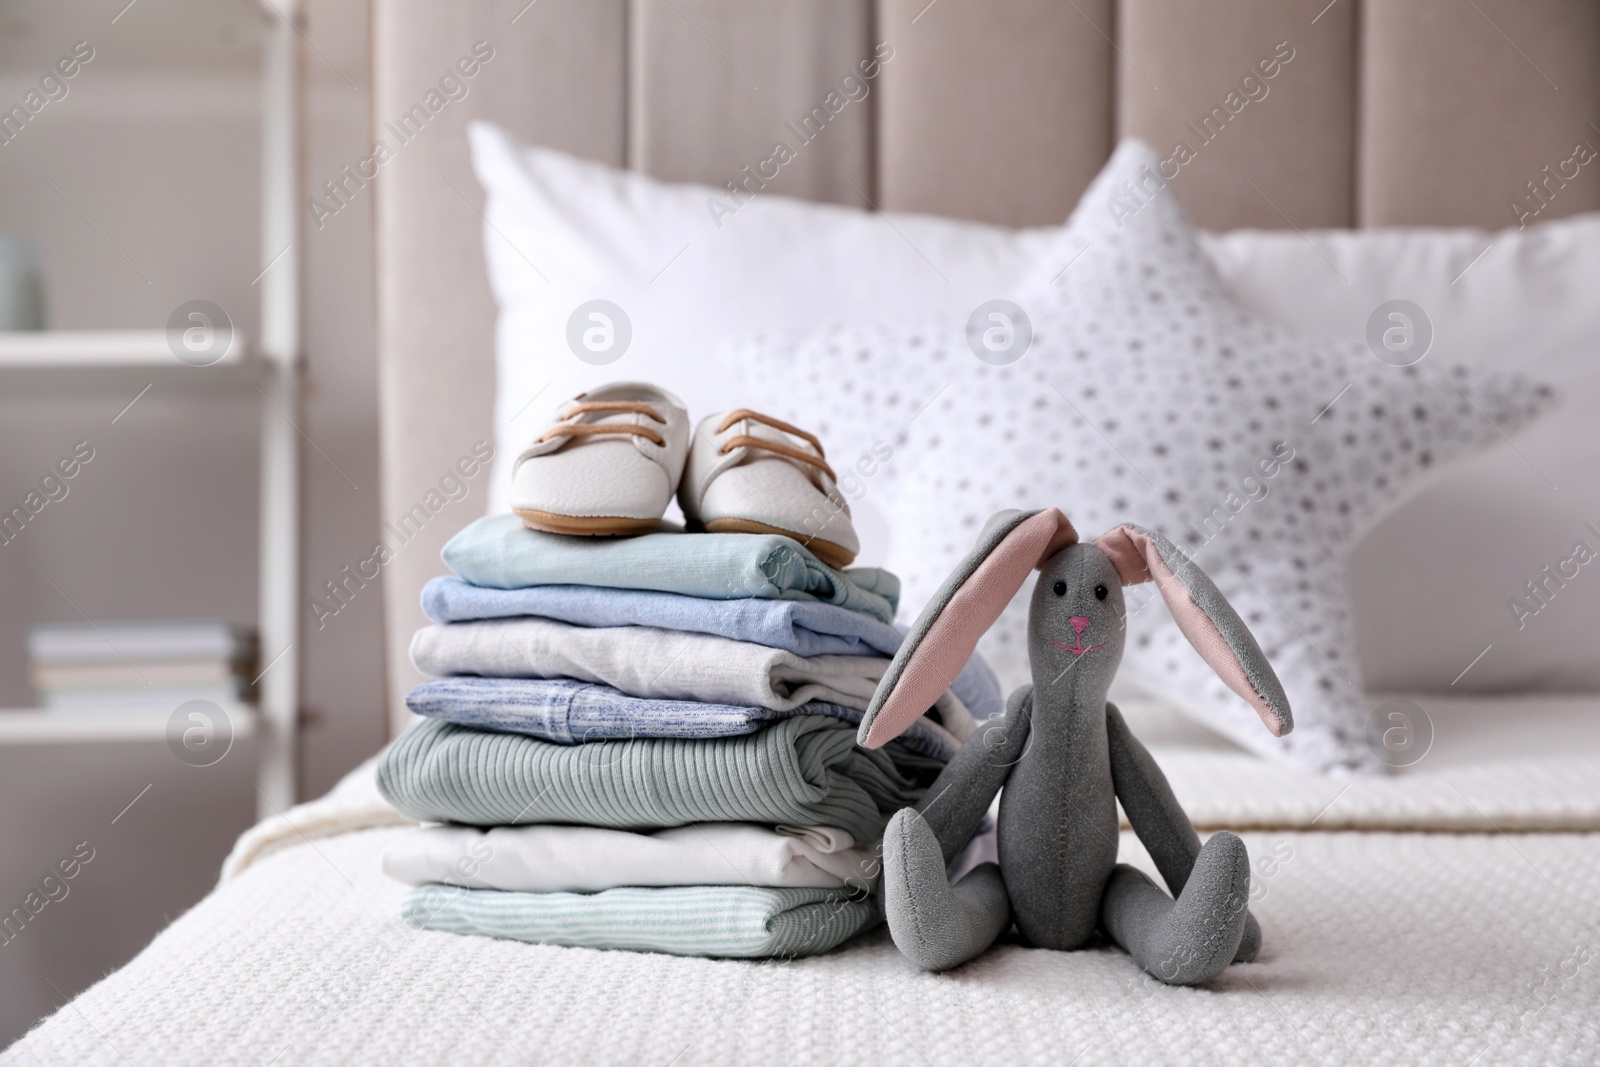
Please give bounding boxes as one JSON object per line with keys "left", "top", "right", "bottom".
{"left": 912, "top": 685, "right": 1034, "bottom": 866}
{"left": 1105, "top": 702, "right": 1261, "bottom": 962}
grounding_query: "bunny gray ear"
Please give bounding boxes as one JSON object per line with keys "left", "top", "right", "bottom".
{"left": 1094, "top": 523, "right": 1293, "bottom": 737}
{"left": 859, "top": 508, "right": 1077, "bottom": 748}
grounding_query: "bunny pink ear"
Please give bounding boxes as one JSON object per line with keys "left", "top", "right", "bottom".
{"left": 1095, "top": 524, "right": 1293, "bottom": 737}
{"left": 859, "top": 509, "right": 1077, "bottom": 749}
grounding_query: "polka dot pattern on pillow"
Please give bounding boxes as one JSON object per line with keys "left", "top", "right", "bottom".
{"left": 739, "top": 141, "right": 1551, "bottom": 774}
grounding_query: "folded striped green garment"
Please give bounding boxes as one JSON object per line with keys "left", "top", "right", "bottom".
{"left": 401, "top": 883, "right": 881, "bottom": 958}
{"left": 377, "top": 715, "right": 940, "bottom": 844}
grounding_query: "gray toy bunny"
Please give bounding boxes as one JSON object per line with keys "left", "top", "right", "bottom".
{"left": 856, "top": 508, "right": 1293, "bottom": 984}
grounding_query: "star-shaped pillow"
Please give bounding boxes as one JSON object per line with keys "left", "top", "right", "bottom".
{"left": 739, "top": 141, "right": 1551, "bottom": 773}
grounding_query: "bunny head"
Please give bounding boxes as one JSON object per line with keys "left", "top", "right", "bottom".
{"left": 1026, "top": 538, "right": 1131, "bottom": 700}
{"left": 858, "top": 508, "right": 1293, "bottom": 749}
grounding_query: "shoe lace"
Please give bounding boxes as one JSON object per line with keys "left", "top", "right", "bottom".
{"left": 537, "top": 400, "right": 667, "bottom": 448}
{"left": 715, "top": 409, "right": 836, "bottom": 482}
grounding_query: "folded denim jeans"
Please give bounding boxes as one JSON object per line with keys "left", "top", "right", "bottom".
{"left": 405, "top": 676, "right": 961, "bottom": 760}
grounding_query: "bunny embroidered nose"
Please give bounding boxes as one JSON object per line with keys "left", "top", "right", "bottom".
{"left": 1052, "top": 617, "right": 1106, "bottom": 657}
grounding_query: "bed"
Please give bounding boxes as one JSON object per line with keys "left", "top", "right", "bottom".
{"left": 9, "top": 1, "right": 1600, "bottom": 1062}
{"left": 8, "top": 691, "right": 1600, "bottom": 1065}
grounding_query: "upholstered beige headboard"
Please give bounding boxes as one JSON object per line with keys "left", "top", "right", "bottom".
{"left": 372, "top": 0, "right": 1600, "bottom": 734}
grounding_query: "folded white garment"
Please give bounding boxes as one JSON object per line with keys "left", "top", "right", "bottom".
{"left": 410, "top": 618, "right": 976, "bottom": 736}
{"left": 381, "top": 822, "right": 881, "bottom": 892}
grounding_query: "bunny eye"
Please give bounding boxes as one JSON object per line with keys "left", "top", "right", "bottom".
{"left": 1094, "top": 584, "right": 1108, "bottom": 600}
{"left": 1052, "top": 580, "right": 1067, "bottom": 597}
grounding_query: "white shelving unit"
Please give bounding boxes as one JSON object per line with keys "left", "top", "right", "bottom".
{"left": 0, "top": 705, "right": 259, "bottom": 745}
{"left": 0, "top": 330, "right": 245, "bottom": 367}
{"left": 0, "top": 1, "right": 303, "bottom": 819}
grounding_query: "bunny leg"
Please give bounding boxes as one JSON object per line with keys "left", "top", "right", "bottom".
{"left": 1099, "top": 830, "right": 1251, "bottom": 986}
{"left": 1106, "top": 702, "right": 1261, "bottom": 962}
{"left": 882, "top": 807, "right": 1011, "bottom": 971}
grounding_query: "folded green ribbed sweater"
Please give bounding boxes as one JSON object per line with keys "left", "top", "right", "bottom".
{"left": 376, "top": 715, "right": 939, "bottom": 844}
{"left": 402, "top": 883, "right": 880, "bottom": 959}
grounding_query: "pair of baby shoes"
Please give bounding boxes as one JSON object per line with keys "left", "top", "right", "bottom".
{"left": 510, "top": 382, "right": 860, "bottom": 568}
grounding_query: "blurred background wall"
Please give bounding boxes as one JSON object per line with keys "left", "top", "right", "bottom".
{"left": 0, "top": 0, "right": 384, "bottom": 1043}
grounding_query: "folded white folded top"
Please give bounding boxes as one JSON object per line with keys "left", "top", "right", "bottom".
{"left": 410, "top": 617, "right": 975, "bottom": 737}
{"left": 382, "top": 822, "right": 880, "bottom": 892}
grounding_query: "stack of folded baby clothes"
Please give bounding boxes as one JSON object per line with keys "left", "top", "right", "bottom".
{"left": 375, "top": 384, "right": 1000, "bottom": 959}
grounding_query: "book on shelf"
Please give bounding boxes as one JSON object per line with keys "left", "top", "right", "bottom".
{"left": 26, "top": 619, "right": 257, "bottom": 714}
{"left": 29, "top": 619, "right": 254, "bottom": 665}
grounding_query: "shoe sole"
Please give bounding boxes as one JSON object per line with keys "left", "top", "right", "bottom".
{"left": 514, "top": 509, "right": 661, "bottom": 537}
{"left": 702, "top": 517, "right": 857, "bottom": 569}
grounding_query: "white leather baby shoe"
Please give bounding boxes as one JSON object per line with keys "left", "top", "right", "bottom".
{"left": 679, "top": 409, "right": 860, "bottom": 568}
{"left": 511, "top": 382, "right": 690, "bottom": 535}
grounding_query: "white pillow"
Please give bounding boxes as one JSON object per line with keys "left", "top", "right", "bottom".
{"left": 470, "top": 122, "right": 1597, "bottom": 709}
{"left": 1202, "top": 219, "right": 1600, "bottom": 694}
{"left": 467, "top": 121, "right": 1057, "bottom": 517}
{"left": 737, "top": 141, "right": 1551, "bottom": 773}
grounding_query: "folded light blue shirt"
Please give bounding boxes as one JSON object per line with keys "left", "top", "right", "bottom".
{"left": 423, "top": 577, "right": 901, "bottom": 657}
{"left": 419, "top": 576, "right": 1004, "bottom": 720}
{"left": 405, "top": 676, "right": 958, "bottom": 761}
{"left": 443, "top": 515, "right": 899, "bottom": 625}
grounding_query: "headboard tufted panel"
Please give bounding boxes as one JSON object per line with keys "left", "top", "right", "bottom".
{"left": 1359, "top": 0, "right": 1600, "bottom": 227}
{"left": 876, "top": 0, "right": 1113, "bottom": 226}
{"left": 631, "top": 0, "right": 876, "bottom": 209}
{"left": 1116, "top": 0, "right": 1358, "bottom": 230}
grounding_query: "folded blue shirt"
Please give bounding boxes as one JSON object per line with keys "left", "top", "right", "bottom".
{"left": 419, "top": 576, "right": 1004, "bottom": 720}
{"left": 406, "top": 676, "right": 959, "bottom": 761}
{"left": 423, "top": 577, "right": 901, "bottom": 657}
{"left": 443, "top": 515, "right": 899, "bottom": 625}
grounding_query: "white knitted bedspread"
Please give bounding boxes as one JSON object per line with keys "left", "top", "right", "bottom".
{"left": 6, "top": 694, "right": 1599, "bottom": 1066}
